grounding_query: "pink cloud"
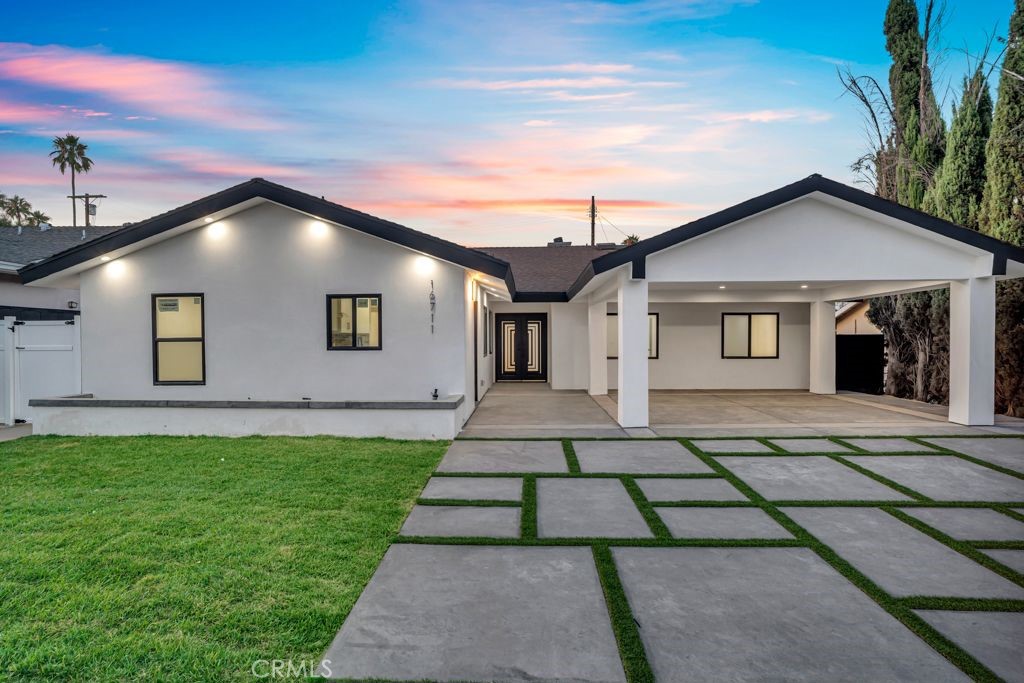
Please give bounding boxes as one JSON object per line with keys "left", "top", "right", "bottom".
{"left": 153, "top": 149, "right": 305, "bottom": 179}
{"left": 463, "top": 62, "right": 636, "bottom": 74}
{"left": 0, "top": 43, "right": 277, "bottom": 130}
{"left": 704, "top": 108, "right": 833, "bottom": 124}
{"left": 0, "top": 100, "right": 60, "bottom": 123}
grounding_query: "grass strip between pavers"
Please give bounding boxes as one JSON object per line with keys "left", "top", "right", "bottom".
{"left": 592, "top": 545, "right": 655, "bottom": 683}
{"left": 521, "top": 475, "right": 538, "bottom": 540}
{"left": 826, "top": 454, "right": 933, "bottom": 501}
{"left": 562, "top": 439, "right": 581, "bottom": 473}
{"left": 677, "top": 437, "right": 1004, "bottom": 682}
{"left": 621, "top": 478, "right": 673, "bottom": 540}
{"left": 900, "top": 596, "right": 1024, "bottom": 611}
{"left": 884, "top": 507, "right": 1024, "bottom": 587}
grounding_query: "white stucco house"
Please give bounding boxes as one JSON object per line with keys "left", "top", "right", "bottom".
{"left": 18, "top": 174, "right": 1024, "bottom": 438}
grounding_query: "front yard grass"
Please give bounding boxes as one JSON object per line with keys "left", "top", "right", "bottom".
{"left": 0, "top": 435, "right": 446, "bottom": 682}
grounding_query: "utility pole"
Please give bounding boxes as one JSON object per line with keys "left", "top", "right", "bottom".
{"left": 590, "top": 196, "right": 596, "bottom": 246}
{"left": 67, "top": 193, "right": 107, "bottom": 227}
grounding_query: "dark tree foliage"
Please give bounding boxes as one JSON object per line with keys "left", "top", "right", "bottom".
{"left": 980, "top": 0, "right": 1024, "bottom": 416}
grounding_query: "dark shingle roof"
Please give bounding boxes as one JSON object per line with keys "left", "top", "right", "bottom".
{"left": 0, "top": 226, "right": 123, "bottom": 266}
{"left": 477, "top": 245, "right": 616, "bottom": 294}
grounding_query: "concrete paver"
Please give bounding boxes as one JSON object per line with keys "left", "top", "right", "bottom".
{"left": 914, "top": 611, "right": 1024, "bottom": 683}
{"left": 655, "top": 507, "right": 793, "bottom": 539}
{"left": 782, "top": 507, "right": 1024, "bottom": 598}
{"left": 717, "top": 457, "right": 912, "bottom": 501}
{"left": 614, "top": 547, "right": 968, "bottom": 682}
{"left": 691, "top": 439, "right": 775, "bottom": 453}
{"left": 319, "top": 545, "right": 626, "bottom": 682}
{"left": 573, "top": 440, "right": 712, "bottom": 474}
{"left": 846, "top": 456, "right": 1024, "bottom": 502}
{"left": 437, "top": 440, "right": 568, "bottom": 473}
{"left": 636, "top": 477, "right": 748, "bottom": 502}
{"left": 537, "top": 478, "right": 652, "bottom": 538}
{"left": 769, "top": 438, "right": 855, "bottom": 453}
{"left": 900, "top": 507, "right": 1024, "bottom": 541}
{"left": 923, "top": 437, "right": 1024, "bottom": 472}
{"left": 420, "top": 476, "right": 523, "bottom": 501}
{"left": 400, "top": 505, "right": 520, "bottom": 538}
{"left": 843, "top": 438, "right": 941, "bottom": 452}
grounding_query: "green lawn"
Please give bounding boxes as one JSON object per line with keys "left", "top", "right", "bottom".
{"left": 0, "top": 435, "right": 446, "bottom": 682}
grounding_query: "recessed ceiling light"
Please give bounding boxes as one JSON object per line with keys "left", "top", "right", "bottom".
{"left": 100, "top": 256, "right": 111, "bottom": 262}
{"left": 800, "top": 284, "right": 809, "bottom": 289}
{"left": 204, "top": 217, "right": 214, "bottom": 224}
{"left": 718, "top": 285, "right": 726, "bottom": 289}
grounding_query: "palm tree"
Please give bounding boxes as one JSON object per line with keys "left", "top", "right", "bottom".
{"left": 5, "top": 195, "right": 31, "bottom": 225}
{"left": 0, "top": 193, "right": 9, "bottom": 226}
{"left": 49, "top": 134, "right": 94, "bottom": 227}
{"left": 28, "top": 209, "right": 51, "bottom": 227}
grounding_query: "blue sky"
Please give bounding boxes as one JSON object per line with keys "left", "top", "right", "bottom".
{"left": 0, "top": 0, "right": 1012, "bottom": 245}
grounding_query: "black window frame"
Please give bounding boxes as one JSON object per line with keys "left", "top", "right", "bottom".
{"left": 606, "top": 311, "right": 659, "bottom": 360}
{"left": 721, "top": 312, "right": 780, "bottom": 359}
{"left": 326, "top": 294, "right": 383, "bottom": 351}
{"left": 152, "top": 293, "right": 206, "bottom": 386}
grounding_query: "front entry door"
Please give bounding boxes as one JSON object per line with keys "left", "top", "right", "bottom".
{"left": 495, "top": 313, "right": 547, "bottom": 381}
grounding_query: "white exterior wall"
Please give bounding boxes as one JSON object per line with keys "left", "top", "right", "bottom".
{"left": 607, "top": 302, "right": 810, "bottom": 390}
{"left": 549, "top": 302, "right": 589, "bottom": 390}
{"left": 78, "top": 202, "right": 470, "bottom": 405}
{"left": 0, "top": 279, "right": 79, "bottom": 311}
{"left": 30, "top": 405, "right": 458, "bottom": 439}
{"left": 487, "top": 301, "right": 590, "bottom": 390}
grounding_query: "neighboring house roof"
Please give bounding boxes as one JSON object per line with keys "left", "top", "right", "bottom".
{"left": 835, "top": 301, "right": 863, "bottom": 321}
{"left": 567, "top": 174, "right": 1024, "bottom": 298}
{"left": 18, "top": 178, "right": 514, "bottom": 289}
{"left": 476, "top": 245, "right": 616, "bottom": 301}
{"left": 0, "top": 225, "right": 122, "bottom": 267}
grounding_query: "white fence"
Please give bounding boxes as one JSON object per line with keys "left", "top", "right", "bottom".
{"left": 0, "top": 317, "right": 81, "bottom": 424}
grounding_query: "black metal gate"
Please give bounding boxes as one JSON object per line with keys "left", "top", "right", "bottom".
{"left": 836, "top": 335, "right": 884, "bottom": 394}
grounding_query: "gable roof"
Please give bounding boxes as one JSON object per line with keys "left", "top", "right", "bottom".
{"left": 18, "top": 178, "right": 514, "bottom": 288}
{"left": 0, "top": 225, "right": 123, "bottom": 267}
{"left": 566, "top": 174, "right": 1024, "bottom": 299}
{"left": 17, "top": 174, "right": 1024, "bottom": 300}
{"left": 476, "top": 245, "right": 615, "bottom": 300}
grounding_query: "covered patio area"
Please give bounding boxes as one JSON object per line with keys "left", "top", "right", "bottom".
{"left": 460, "top": 385, "right": 1024, "bottom": 438}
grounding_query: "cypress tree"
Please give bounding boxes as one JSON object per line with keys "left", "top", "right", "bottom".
{"left": 923, "top": 71, "right": 993, "bottom": 228}
{"left": 980, "top": 0, "right": 1024, "bottom": 416}
{"left": 885, "top": 0, "right": 924, "bottom": 147}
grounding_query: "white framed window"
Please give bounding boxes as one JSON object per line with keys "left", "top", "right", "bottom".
{"left": 721, "top": 312, "right": 779, "bottom": 359}
{"left": 606, "top": 312, "right": 659, "bottom": 359}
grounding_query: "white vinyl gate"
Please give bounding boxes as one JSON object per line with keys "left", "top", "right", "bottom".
{"left": 0, "top": 317, "right": 81, "bottom": 424}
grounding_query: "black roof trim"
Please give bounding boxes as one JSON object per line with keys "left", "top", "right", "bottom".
{"left": 512, "top": 291, "right": 570, "bottom": 303}
{"left": 19, "top": 178, "right": 512, "bottom": 284}
{"left": 567, "top": 174, "right": 1024, "bottom": 299}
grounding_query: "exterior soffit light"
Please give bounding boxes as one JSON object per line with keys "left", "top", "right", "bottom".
{"left": 100, "top": 256, "right": 111, "bottom": 262}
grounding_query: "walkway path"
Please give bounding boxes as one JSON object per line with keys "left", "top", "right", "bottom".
{"left": 320, "top": 435, "right": 1024, "bottom": 682}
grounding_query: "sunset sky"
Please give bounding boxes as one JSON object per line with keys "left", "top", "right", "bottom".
{"left": 1, "top": 0, "right": 1011, "bottom": 246}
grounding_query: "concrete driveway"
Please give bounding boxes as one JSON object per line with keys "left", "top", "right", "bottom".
{"left": 460, "top": 386, "right": 1024, "bottom": 438}
{"left": 320, "top": 435, "right": 1024, "bottom": 682}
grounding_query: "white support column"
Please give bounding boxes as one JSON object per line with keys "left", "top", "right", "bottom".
{"left": 949, "top": 277, "right": 995, "bottom": 426}
{"left": 809, "top": 300, "right": 836, "bottom": 394}
{"left": 617, "top": 276, "right": 649, "bottom": 427}
{"left": 587, "top": 299, "right": 608, "bottom": 396}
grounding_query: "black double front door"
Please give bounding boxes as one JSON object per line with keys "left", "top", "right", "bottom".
{"left": 495, "top": 313, "right": 548, "bottom": 382}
